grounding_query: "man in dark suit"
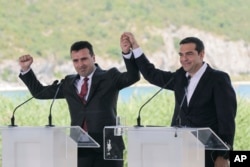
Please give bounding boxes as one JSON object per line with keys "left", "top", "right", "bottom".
{"left": 122, "top": 32, "right": 236, "bottom": 167}
{"left": 18, "top": 35, "right": 140, "bottom": 167}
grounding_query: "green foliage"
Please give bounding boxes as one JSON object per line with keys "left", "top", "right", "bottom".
{"left": 1, "top": 68, "right": 16, "bottom": 82}
{"left": 0, "top": 91, "right": 249, "bottom": 157}
{"left": 0, "top": 95, "right": 70, "bottom": 126}
{"left": 0, "top": 0, "right": 249, "bottom": 61}
{"left": 233, "top": 97, "right": 250, "bottom": 150}
{"left": 118, "top": 91, "right": 175, "bottom": 126}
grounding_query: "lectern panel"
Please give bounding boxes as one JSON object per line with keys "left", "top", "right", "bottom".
{"left": 0, "top": 126, "right": 99, "bottom": 167}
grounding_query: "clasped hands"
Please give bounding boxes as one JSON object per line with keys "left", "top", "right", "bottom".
{"left": 120, "top": 32, "right": 139, "bottom": 54}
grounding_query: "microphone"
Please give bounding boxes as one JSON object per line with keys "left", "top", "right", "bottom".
{"left": 9, "top": 80, "right": 59, "bottom": 127}
{"left": 174, "top": 90, "right": 187, "bottom": 138}
{"left": 175, "top": 87, "right": 188, "bottom": 127}
{"left": 175, "top": 75, "right": 191, "bottom": 127}
{"left": 175, "top": 75, "right": 191, "bottom": 137}
{"left": 136, "top": 77, "right": 174, "bottom": 127}
{"left": 46, "top": 79, "right": 64, "bottom": 127}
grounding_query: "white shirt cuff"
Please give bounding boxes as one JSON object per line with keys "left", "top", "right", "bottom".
{"left": 20, "top": 68, "right": 31, "bottom": 75}
{"left": 132, "top": 47, "right": 143, "bottom": 59}
{"left": 122, "top": 52, "right": 132, "bottom": 59}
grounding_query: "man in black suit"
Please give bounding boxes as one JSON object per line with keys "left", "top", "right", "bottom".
{"left": 122, "top": 32, "right": 236, "bottom": 167}
{"left": 18, "top": 35, "right": 140, "bottom": 167}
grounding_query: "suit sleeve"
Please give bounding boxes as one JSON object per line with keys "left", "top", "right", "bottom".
{"left": 19, "top": 69, "right": 62, "bottom": 99}
{"left": 135, "top": 54, "right": 174, "bottom": 88}
{"left": 214, "top": 72, "right": 237, "bottom": 148}
{"left": 115, "top": 56, "right": 140, "bottom": 90}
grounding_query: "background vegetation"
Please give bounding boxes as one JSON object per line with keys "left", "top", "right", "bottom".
{"left": 0, "top": 0, "right": 249, "bottom": 61}
{"left": 0, "top": 92, "right": 249, "bottom": 166}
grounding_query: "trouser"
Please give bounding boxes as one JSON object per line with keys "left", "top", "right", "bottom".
{"left": 78, "top": 148, "right": 123, "bottom": 167}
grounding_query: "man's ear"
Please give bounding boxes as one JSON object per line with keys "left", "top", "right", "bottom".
{"left": 200, "top": 50, "right": 205, "bottom": 58}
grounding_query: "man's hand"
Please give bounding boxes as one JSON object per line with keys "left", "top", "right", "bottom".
{"left": 120, "top": 33, "right": 131, "bottom": 54}
{"left": 214, "top": 156, "right": 229, "bottom": 167}
{"left": 122, "top": 32, "right": 139, "bottom": 49}
{"left": 19, "top": 54, "right": 33, "bottom": 72}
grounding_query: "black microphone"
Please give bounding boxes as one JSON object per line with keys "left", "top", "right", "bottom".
{"left": 9, "top": 80, "right": 59, "bottom": 127}
{"left": 174, "top": 91, "right": 187, "bottom": 138}
{"left": 136, "top": 77, "right": 174, "bottom": 127}
{"left": 46, "top": 79, "right": 64, "bottom": 127}
{"left": 175, "top": 75, "right": 191, "bottom": 128}
{"left": 175, "top": 75, "right": 191, "bottom": 137}
{"left": 175, "top": 87, "right": 188, "bottom": 127}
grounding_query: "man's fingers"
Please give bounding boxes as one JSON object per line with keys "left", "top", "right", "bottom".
{"left": 19, "top": 55, "right": 31, "bottom": 62}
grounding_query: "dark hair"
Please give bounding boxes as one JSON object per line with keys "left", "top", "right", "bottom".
{"left": 179, "top": 37, "right": 204, "bottom": 54}
{"left": 70, "top": 41, "right": 95, "bottom": 56}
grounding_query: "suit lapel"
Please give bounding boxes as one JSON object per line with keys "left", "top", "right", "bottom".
{"left": 69, "top": 74, "right": 83, "bottom": 101}
{"left": 85, "top": 65, "right": 104, "bottom": 104}
{"left": 175, "top": 73, "right": 189, "bottom": 113}
{"left": 188, "top": 66, "right": 213, "bottom": 108}
{"left": 176, "top": 74, "right": 188, "bottom": 105}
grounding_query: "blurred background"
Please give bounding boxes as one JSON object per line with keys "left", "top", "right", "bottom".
{"left": 0, "top": 0, "right": 250, "bottom": 87}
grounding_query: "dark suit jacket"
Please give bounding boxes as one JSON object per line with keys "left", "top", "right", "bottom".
{"left": 19, "top": 57, "right": 140, "bottom": 152}
{"left": 135, "top": 54, "right": 237, "bottom": 149}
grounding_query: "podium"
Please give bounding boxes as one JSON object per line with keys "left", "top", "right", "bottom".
{"left": 103, "top": 126, "right": 230, "bottom": 167}
{"left": 0, "top": 126, "right": 100, "bottom": 167}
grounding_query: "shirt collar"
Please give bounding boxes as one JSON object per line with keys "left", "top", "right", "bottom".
{"left": 186, "top": 62, "right": 207, "bottom": 80}
{"left": 80, "top": 66, "right": 96, "bottom": 81}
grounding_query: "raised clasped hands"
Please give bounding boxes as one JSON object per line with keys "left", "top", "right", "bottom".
{"left": 120, "top": 33, "right": 131, "bottom": 54}
{"left": 120, "top": 32, "right": 139, "bottom": 54}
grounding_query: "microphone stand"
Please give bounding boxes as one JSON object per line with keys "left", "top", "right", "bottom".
{"left": 175, "top": 75, "right": 191, "bottom": 137}
{"left": 136, "top": 87, "right": 164, "bottom": 127}
{"left": 9, "top": 96, "right": 34, "bottom": 127}
{"left": 9, "top": 80, "right": 59, "bottom": 127}
{"left": 46, "top": 80, "right": 64, "bottom": 127}
{"left": 175, "top": 87, "right": 188, "bottom": 128}
{"left": 135, "top": 77, "right": 174, "bottom": 127}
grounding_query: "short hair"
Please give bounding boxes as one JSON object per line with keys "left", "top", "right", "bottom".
{"left": 179, "top": 37, "right": 204, "bottom": 54}
{"left": 70, "top": 41, "right": 95, "bottom": 56}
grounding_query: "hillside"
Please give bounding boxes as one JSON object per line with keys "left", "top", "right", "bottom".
{"left": 0, "top": 0, "right": 250, "bottom": 87}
